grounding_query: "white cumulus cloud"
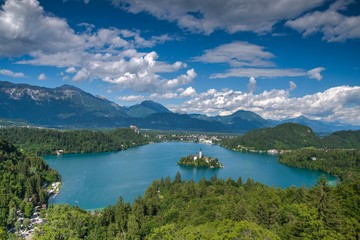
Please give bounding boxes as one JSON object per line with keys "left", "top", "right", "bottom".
{"left": 0, "top": 0, "right": 84, "bottom": 57}
{"left": 179, "top": 86, "right": 196, "bottom": 97}
{"left": 307, "top": 67, "right": 325, "bottom": 81}
{"left": 73, "top": 68, "right": 90, "bottom": 82}
{"left": 170, "top": 85, "right": 360, "bottom": 125}
{"left": 118, "top": 95, "right": 144, "bottom": 102}
{"left": 0, "top": 0, "right": 193, "bottom": 93}
{"left": 147, "top": 86, "right": 197, "bottom": 100}
{"left": 0, "top": 69, "right": 24, "bottom": 78}
{"left": 166, "top": 69, "right": 197, "bottom": 89}
{"left": 150, "top": 92, "right": 178, "bottom": 99}
{"left": 66, "top": 67, "right": 77, "bottom": 73}
{"left": 38, "top": 73, "right": 46, "bottom": 80}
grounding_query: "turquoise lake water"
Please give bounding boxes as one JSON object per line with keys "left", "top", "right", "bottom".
{"left": 45, "top": 142, "right": 337, "bottom": 210}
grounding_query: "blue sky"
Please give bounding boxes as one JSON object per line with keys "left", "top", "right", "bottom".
{"left": 0, "top": 0, "right": 359, "bottom": 124}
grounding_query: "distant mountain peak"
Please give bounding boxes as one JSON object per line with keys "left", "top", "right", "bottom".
{"left": 125, "top": 100, "right": 171, "bottom": 118}
{"left": 141, "top": 100, "right": 170, "bottom": 110}
{"left": 227, "top": 109, "right": 266, "bottom": 123}
{"left": 55, "top": 84, "right": 83, "bottom": 92}
{"left": 0, "top": 81, "right": 128, "bottom": 127}
{"left": 231, "top": 109, "right": 263, "bottom": 117}
{"left": 232, "top": 109, "right": 252, "bottom": 114}
{"left": 287, "top": 115, "right": 310, "bottom": 121}
{"left": 141, "top": 100, "right": 156, "bottom": 104}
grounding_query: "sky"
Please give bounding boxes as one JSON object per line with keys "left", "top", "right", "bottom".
{"left": 0, "top": 0, "right": 359, "bottom": 125}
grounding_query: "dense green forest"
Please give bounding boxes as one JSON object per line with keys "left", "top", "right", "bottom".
{"left": 221, "top": 123, "right": 360, "bottom": 151}
{"left": 0, "top": 140, "right": 60, "bottom": 238}
{"left": 279, "top": 149, "right": 360, "bottom": 181}
{"left": 221, "top": 123, "right": 321, "bottom": 150}
{"left": 321, "top": 130, "right": 360, "bottom": 149}
{"left": 34, "top": 174, "right": 360, "bottom": 239}
{"left": 0, "top": 127, "right": 150, "bottom": 155}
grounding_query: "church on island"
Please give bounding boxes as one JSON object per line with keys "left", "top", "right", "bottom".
{"left": 178, "top": 149, "right": 223, "bottom": 168}
{"left": 193, "top": 149, "right": 203, "bottom": 161}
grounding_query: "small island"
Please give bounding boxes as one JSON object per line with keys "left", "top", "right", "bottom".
{"left": 177, "top": 149, "right": 223, "bottom": 168}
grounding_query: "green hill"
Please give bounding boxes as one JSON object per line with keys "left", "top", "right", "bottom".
{"left": 0, "top": 127, "right": 150, "bottom": 155}
{"left": 222, "top": 123, "right": 321, "bottom": 151}
{"left": 321, "top": 130, "right": 360, "bottom": 149}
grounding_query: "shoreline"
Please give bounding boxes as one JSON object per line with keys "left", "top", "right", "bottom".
{"left": 14, "top": 181, "right": 62, "bottom": 239}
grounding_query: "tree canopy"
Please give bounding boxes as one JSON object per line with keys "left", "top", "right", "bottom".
{"left": 35, "top": 173, "right": 360, "bottom": 239}
{"left": 0, "top": 127, "right": 149, "bottom": 155}
{"left": 0, "top": 140, "right": 60, "bottom": 235}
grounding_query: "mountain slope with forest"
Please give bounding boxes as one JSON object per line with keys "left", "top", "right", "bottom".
{"left": 0, "top": 127, "right": 150, "bottom": 155}
{"left": 0, "top": 81, "right": 128, "bottom": 127}
{"left": 221, "top": 123, "right": 321, "bottom": 150}
{"left": 322, "top": 130, "right": 360, "bottom": 149}
{"left": 0, "top": 140, "right": 60, "bottom": 237}
{"left": 221, "top": 123, "right": 360, "bottom": 151}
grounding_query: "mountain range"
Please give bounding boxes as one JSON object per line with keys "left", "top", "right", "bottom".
{"left": 0, "top": 81, "right": 358, "bottom": 133}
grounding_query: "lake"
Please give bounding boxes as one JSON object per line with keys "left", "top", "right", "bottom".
{"left": 45, "top": 142, "right": 337, "bottom": 210}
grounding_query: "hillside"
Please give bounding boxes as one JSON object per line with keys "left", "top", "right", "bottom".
{"left": 221, "top": 123, "right": 321, "bottom": 151}
{"left": 279, "top": 149, "right": 360, "bottom": 180}
{"left": 0, "top": 140, "right": 60, "bottom": 236}
{"left": 0, "top": 81, "right": 128, "bottom": 127}
{"left": 138, "top": 112, "right": 227, "bottom": 132}
{"left": 0, "top": 127, "right": 150, "bottom": 155}
{"left": 321, "top": 130, "right": 360, "bottom": 149}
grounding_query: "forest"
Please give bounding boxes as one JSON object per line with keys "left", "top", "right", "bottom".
{"left": 221, "top": 123, "right": 360, "bottom": 151}
{"left": 279, "top": 149, "right": 360, "bottom": 181}
{"left": 0, "top": 127, "right": 150, "bottom": 155}
{"left": 34, "top": 173, "right": 360, "bottom": 239}
{"left": 0, "top": 140, "right": 60, "bottom": 238}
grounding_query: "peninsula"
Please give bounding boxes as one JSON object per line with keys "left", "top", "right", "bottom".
{"left": 177, "top": 149, "right": 223, "bottom": 168}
